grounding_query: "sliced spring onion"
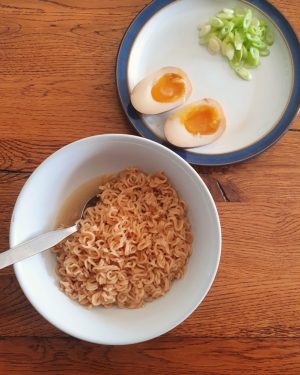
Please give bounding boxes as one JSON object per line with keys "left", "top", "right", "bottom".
{"left": 210, "top": 17, "right": 224, "bottom": 28}
{"left": 252, "top": 17, "right": 260, "bottom": 28}
{"left": 242, "top": 45, "right": 248, "bottom": 60}
{"left": 265, "top": 29, "right": 274, "bottom": 45}
{"left": 243, "top": 10, "right": 252, "bottom": 30}
{"left": 259, "top": 48, "right": 270, "bottom": 57}
{"left": 251, "top": 40, "right": 267, "bottom": 50}
{"left": 233, "top": 48, "right": 243, "bottom": 64}
{"left": 245, "top": 33, "right": 261, "bottom": 44}
{"left": 217, "top": 11, "right": 234, "bottom": 20}
{"left": 249, "top": 25, "right": 261, "bottom": 36}
{"left": 198, "top": 24, "right": 212, "bottom": 36}
{"left": 225, "top": 43, "right": 235, "bottom": 60}
{"left": 247, "top": 47, "right": 260, "bottom": 66}
{"left": 197, "top": 6, "right": 274, "bottom": 80}
{"left": 220, "top": 21, "right": 234, "bottom": 37}
{"left": 223, "top": 8, "right": 234, "bottom": 16}
{"left": 207, "top": 35, "right": 221, "bottom": 54}
{"left": 234, "top": 66, "right": 252, "bottom": 80}
{"left": 232, "top": 14, "right": 245, "bottom": 27}
{"left": 260, "top": 19, "right": 266, "bottom": 28}
{"left": 234, "top": 31, "right": 243, "bottom": 50}
{"left": 224, "top": 31, "right": 235, "bottom": 44}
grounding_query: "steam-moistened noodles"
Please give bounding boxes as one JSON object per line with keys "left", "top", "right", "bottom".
{"left": 53, "top": 168, "right": 193, "bottom": 308}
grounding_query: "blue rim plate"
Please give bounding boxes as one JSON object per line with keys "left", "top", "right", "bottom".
{"left": 116, "top": 0, "right": 300, "bottom": 166}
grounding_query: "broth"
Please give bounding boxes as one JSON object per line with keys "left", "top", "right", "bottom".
{"left": 56, "top": 174, "right": 112, "bottom": 227}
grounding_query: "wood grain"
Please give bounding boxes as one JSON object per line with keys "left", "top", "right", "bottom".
{"left": 0, "top": 337, "right": 299, "bottom": 375}
{"left": 0, "top": 173, "right": 29, "bottom": 253}
{"left": 196, "top": 131, "right": 300, "bottom": 202}
{"left": 1, "top": 202, "right": 299, "bottom": 338}
{"left": 0, "top": 0, "right": 299, "bottom": 374}
{"left": 0, "top": 131, "right": 299, "bottom": 250}
{"left": 0, "top": 0, "right": 297, "bottom": 174}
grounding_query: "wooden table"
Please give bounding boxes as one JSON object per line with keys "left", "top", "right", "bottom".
{"left": 0, "top": 1, "right": 299, "bottom": 374}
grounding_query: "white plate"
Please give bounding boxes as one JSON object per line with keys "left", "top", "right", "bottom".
{"left": 116, "top": 0, "right": 300, "bottom": 165}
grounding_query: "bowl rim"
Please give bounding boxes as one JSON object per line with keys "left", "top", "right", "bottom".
{"left": 10, "top": 134, "right": 222, "bottom": 345}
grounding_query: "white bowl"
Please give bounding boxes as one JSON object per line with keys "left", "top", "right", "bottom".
{"left": 10, "top": 134, "right": 221, "bottom": 345}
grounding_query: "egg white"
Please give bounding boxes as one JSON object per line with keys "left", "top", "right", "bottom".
{"left": 164, "top": 98, "right": 226, "bottom": 148}
{"left": 130, "top": 67, "right": 192, "bottom": 115}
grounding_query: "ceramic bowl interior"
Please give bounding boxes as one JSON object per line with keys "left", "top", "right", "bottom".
{"left": 10, "top": 134, "right": 221, "bottom": 345}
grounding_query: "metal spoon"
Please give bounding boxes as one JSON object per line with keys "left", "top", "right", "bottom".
{"left": 0, "top": 195, "right": 99, "bottom": 270}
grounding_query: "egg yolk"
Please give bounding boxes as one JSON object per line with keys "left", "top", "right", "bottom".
{"left": 180, "top": 105, "right": 220, "bottom": 135}
{"left": 151, "top": 73, "right": 185, "bottom": 103}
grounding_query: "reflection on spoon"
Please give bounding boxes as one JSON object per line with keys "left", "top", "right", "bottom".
{"left": 0, "top": 194, "right": 99, "bottom": 270}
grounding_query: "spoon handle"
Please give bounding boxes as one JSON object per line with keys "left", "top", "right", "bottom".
{"left": 0, "top": 225, "right": 78, "bottom": 270}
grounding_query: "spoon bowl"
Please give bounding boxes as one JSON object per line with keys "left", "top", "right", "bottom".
{"left": 0, "top": 194, "right": 100, "bottom": 269}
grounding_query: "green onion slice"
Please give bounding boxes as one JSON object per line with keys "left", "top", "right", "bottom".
{"left": 197, "top": 6, "right": 274, "bottom": 80}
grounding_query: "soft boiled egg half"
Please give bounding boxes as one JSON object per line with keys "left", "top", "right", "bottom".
{"left": 164, "top": 98, "right": 226, "bottom": 148}
{"left": 130, "top": 67, "right": 192, "bottom": 115}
